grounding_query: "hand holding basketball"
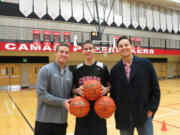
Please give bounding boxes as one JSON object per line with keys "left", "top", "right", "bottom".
{"left": 64, "top": 99, "right": 72, "bottom": 112}
{"left": 82, "top": 80, "right": 102, "bottom": 101}
{"left": 73, "top": 86, "right": 84, "bottom": 96}
{"left": 69, "top": 96, "right": 90, "bottom": 118}
{"left": 100, "top": 86, "right": 110, "bottom": 96}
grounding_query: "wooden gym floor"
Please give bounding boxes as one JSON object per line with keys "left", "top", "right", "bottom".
{"left": 0, "top": 79, "right": 180, "bottom": 135}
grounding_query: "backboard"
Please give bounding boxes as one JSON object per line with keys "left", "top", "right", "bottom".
{"left": 92, "top": 40, "right": 112, "bottom": 55}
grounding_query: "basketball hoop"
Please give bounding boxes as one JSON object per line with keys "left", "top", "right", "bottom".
{"left": 92, "top": 40, "right": 112, "bottom": 55}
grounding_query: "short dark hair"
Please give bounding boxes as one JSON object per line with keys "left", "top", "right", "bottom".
{"left": 82, "top": 40, "right": 95, "bottom": 49}
{"left": 56, "top": 43, "right": 70, "bottom": 52}
{"left": 116, "top": 35, "right": 131, "bottom": 46}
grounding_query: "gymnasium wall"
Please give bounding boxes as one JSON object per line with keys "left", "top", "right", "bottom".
{"left": 0, "top": 16, "right": 180, "bottom": 49}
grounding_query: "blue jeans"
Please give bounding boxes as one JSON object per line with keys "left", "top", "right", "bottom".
{"left": 120, "top": 117, "right": 154, "bottom": 135}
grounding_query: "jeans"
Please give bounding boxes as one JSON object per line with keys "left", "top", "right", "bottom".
{"left": 120, "top": 117, "right": 154, "bottom": 135}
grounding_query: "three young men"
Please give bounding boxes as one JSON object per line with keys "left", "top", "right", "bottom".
{"left": 35, "top": 37, "right": 160, "bottom": 135}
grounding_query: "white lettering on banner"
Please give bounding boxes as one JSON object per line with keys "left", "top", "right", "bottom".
{"left": 74, "top": 46, "right": 82, "bottom": 51}
{"left": 53, "top": 45, "right": 56, "bottom": 51}
{"left": 3, "top": 43, "right": 155, "bottom": 54}
{"left": 73, "top": 47, "right": 77, "bottom": 51}
{"left": 131, "top": 48, "right": 154, "bottom": 54}
{"left": 18, "top": 44, "right": 28, "bottom": 50}
{"left": 149, "top": 49, "right": 154, "bottom": 54}
{"left": 132, "top": 49, "right": 136, "bottom": 54}
{"left": 73, "top": 46, "right": 82, "bottom": 52}
{"left": 30, "top": 44, "right": 41, "bottom": 50}
{"left": 5, "top": 43, "right": 16, "bottom": 50}
{"left": 143, "top": 49, "right": 149, "bottom": 54}
{"left": 137, "top": 49, "right": 143, "bottom": 54}
{"left": 42, "top": 45, "right": 52, "bottom": 51}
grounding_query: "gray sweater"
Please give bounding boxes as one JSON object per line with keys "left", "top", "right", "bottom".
{"left": 36, "top": 61, "right": 72, "bottom": 124}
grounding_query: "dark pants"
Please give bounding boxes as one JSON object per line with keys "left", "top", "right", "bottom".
{"left": 74, "top": 101, "right": 107, "bottom": 135}
{"left": 120, "top": 118, "right": 153, "bottom": 135}
{"left": 34, "top": 121, "right": 67, "bottom": 135}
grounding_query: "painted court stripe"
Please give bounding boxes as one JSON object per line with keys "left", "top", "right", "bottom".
{"left": 155, "top": 111, "right": 180, "bottom": 118}
{"left": 4, "top": 100, "right": 11, "bottom": 114}
{"left": 158, "top": 107, "right": 177, "bottom": 112}
{"left": 6, "top": 92, "right": 34, "bottom": 132}
{"left": 67, "top": 133, "right": 73, "bottom": 135}
{"left": 160, "top": 103, "right": 180, "bottom": 107}
{"left": 154, "top": 120, "right": 180, "bottom": 129}
{"left": 170, "top": 95, "right": 180, "bottom": 98}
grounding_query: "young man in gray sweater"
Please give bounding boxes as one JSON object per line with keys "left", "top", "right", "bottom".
{"left": 35, "top": 43, "right": 73, "bottom": 135}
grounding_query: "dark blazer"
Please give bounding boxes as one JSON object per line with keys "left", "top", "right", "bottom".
{"left": 110, "top": 55, "right": 160, "bottom": 130}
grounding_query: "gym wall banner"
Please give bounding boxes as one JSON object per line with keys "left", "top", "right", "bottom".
{"left": 63, "top": 32, "right": 71, "bottom": 43}
{"left": 43, "top": 30, "right": 51, "bottom": 46}
{"left": 32, "top": 30, "right": 41, "bottom": 46}
{"left": 1, "top": 42, "right": 180, "bottom": 55}
{"left": 53, "top": 31, "right": 61, "bottom": 47}
{"left": 130, "top": 37, "right": 136, "bottom": 49}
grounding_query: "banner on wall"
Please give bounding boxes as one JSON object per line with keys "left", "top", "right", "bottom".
{"left": 53, "top": 31, "right": 61, "bottom": 47}
{"left": 43, "top": 30, "right": 51, "bottom": 46}
{"left": 32, "top": 30, "right": 41, "bottom": 46}
{"left": 130, "top": 37, "right": 136, "bottom": 49}
{"left": 1, "top": 42, "right": 180, "bottom": 55}
{"left": 63, "top": 32, "right": 71, "bottom": 43}
{"left": 136, "top": 37, "right": 142, "bottom": 50}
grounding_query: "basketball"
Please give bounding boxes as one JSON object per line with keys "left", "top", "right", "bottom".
{"left": 82, "top": 80, "right": 102, "bottom": 101}
{"left": 94, "top": 96, "right": 116, "bottom": 119}
{"left": 69, "top": 96, "right": 90, "bottom": 118}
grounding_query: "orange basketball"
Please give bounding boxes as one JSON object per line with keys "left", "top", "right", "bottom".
{"left": 94, "top": 96, "right": 116, "bottom": 119}
{"left": 69, "top": 96, "right": 90, "bottom": 118}
{"left": 82, "top": 80, "right": 102, "bottom": 101}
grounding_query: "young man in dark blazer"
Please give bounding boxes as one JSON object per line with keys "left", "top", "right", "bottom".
{"left": 110, "top": 36, "right": 160, "bottom": 135}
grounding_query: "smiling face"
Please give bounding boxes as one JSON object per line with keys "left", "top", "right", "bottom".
{"left": 82, "top": 43, "right": 95, "bottom": 60}
{"left": 118, "top": 39, "right": 132, "bottom": 58}
{"left": 55, "top": 45, "right": 69, "bottom": 65}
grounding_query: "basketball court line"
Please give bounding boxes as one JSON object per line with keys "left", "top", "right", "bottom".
{"left": 158, "top": 107, "right": 177, "bottom": 112}
{"left": 6, "top": 92, "right": 34, "bottom": 132}
{"left": 160, "top": 103, "right": 180, "bottom": 107}
{"left": 12, "top": 102, "right": 15, "bottom": 108}
{"left": 154, "top": 120, "right": 180, "bottom": 129}
{"left": 67, "top": 133, "right": 73, "bottom": 135}
{"left": 0, "top": 109, "right": 35, "bottom": 117}
{"left": 4, "top": 100, "right": 11, "bottom": 114}
{"left": 107, "top": 124, "right": 115, "bottom": 128}
{"left": 170, "top": 95, "right": 180, "bottom": 98}
{"left": 155, "top": 111, "right": 180, "bottom": 118}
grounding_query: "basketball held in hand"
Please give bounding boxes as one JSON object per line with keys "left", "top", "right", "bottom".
{"left": 94, "top": 96, "right": 116, "bottom": 119}
{"left": 69, "top": 96, "right": 90, "bottom": 118}
{"left": 82, "top": 80, "right": 102, "bottom": 101}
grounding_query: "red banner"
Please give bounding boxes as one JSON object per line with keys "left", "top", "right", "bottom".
{"left": 53, "top": 31, "right": 61, "bottom": 47}
{"left": 63, "top": 32, "right": 71, "bottom": 36}
{"left": 63, "top": 32, "right": 71, "bottom": 44}
{"left": 32, "top": 30, "right": 41, "bottom": 46}
{"left": 115, "top": 36, "right": 120, "bottom": 40}
{"left": 0, "top": 42, "right": 180, "bottom": 55}
{"left": 130, "top": 37, "right": 136, "bottom": 42}
{"left": 43, "top": 30, "right": 51, "bottom": 46}
{"left": 32, "top": 30, "right": 41, "bottom": 34}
